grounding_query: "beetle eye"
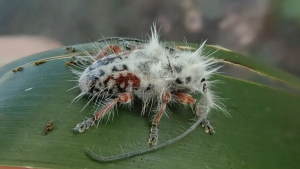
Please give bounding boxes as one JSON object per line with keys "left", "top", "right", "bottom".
{"left": 200, "top": 78, "right": 206, "bottom": 83}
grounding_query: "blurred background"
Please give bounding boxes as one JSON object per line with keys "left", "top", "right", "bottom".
{"left": 0, "top": 0, "right": 299, "bottom": 77}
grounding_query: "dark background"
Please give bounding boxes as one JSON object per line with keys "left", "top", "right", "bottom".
{"left": 0, "top": 0, "right": 299, "bottom": 77}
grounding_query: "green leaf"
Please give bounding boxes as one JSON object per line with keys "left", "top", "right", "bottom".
{"left": 0, "top": 42, "right": 299, "bottom": 169}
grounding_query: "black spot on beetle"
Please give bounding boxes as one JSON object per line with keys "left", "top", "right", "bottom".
{"left": 112, "top": 65, "right": 128, "bottom": 72}
{"left": 117, "top": 86, "right": 126, "bottom": 93}
{"left": 99, "top": 70, "right": 105, "bottom": 76}
{"left": 175, "top": 78, "right": 183, "bottom": 84}
{"left": 123, "top": 64, "right": 128, "bottom": 70}
{"left": 174, "top": 66, "right": 182, "bottom": 73}
{"left": 115, "top": 56, "right": 123, "bottom": 61}
{"left": 186, "top": 76, "right": 191, "bottom": 83}
{"left": 112, "top": 66, "right": 118, "bottom": 72}
{"left": 146, "top": 84, "right": 153, "bottom": 91}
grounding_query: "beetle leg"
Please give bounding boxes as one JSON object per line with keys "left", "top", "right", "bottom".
{"left": 148, "top": 92, "right": 171, "bottom": 146}
{"left": 73, "top": 93, "right": 133, "bottom": 133}
{"left": 96, "top": 45, "right": 125, "bottom": 60}
{"left": 173, "top": 92, "right": 215, "bottom": 135}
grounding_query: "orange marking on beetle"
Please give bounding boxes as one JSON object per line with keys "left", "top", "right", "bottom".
{"left": 104, "top": 72, "right": 141, "bottom": 88}
{"left": 118, "top": 93, "right": 133, "bottom": 103}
